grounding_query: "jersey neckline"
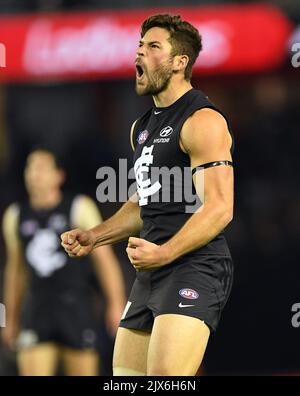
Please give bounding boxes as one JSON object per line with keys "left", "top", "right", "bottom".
{"left": 153, "top": 88, "right": 194, "bottom": 112}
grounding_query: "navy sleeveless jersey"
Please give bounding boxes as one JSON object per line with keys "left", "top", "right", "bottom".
{"left": 18, "top": 195, "right": 94, "bottom": 295}
{"left": 132, "top": 88, "right": 233, "bottom": 257}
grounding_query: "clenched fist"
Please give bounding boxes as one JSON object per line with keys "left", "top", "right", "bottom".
{"left": 61, "top": 228, "right": 95, "bottom": 258}
{"left": 126, "top": 237, "right": 171, "bottom": 270}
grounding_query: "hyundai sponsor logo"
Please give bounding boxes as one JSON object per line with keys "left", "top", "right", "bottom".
{"left": 160, "top": 126, "right": 173, "bottom": 137}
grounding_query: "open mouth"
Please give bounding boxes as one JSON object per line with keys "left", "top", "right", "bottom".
{"left": 136, "top": 65, "right": 145, "bottom": 79}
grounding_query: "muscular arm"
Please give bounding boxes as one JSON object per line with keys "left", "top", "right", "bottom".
{"left": 61, "top": 121, "right": 143, "bottom": 257}
{"left": 127, "top": 108, "right": 234, "bottom": 269}
{"left": 91, "top": 119, "right": 140, "bottom": 248}
{"left": 91, "top": 194, "right": 142, "bottom": 248}
{"left": 162, "top": 108, "right": 234, "bottom": 261}
{"left": 2, "top": 204, "right": 28, "bottom": 348}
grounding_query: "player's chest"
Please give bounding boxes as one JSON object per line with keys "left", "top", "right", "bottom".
{"left": 133, "top": 120, "right": 179, "bottom": 168}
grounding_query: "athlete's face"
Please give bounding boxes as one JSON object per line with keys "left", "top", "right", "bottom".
{"left": 25, "top": 151, "right": 64, "bottom": 195}
{"left": 135, "top": 27, "right": 174, "bottom": 96}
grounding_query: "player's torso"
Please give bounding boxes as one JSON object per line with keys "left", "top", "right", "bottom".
{"left": 132, "top": 88, "right": 232, "bottom": 257}
{"left": 18, "top": 195, "right": 93, "bottom": 294}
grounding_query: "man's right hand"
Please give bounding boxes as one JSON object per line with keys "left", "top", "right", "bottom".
{"left": 61, "top": 228, "right": 95, "bottom": 258}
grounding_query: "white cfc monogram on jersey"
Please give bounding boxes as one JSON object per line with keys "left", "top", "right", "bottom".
{"left": 26, "top": 229, "right": 67, "bottom": 277}
{"left": 134, "top": 145, "right": 161, "bottom": 206}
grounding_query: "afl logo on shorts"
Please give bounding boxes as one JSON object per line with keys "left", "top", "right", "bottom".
{"left": 160, "top": 126, "right": 173, "bottom": 137}
{"left": 137, "top": 130, "right": 149, "bottom": 144}
{"left": 179, "top": 288, "right": 199, "bottom": 300}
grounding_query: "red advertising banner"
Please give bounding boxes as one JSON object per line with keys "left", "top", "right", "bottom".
{"left": 0, "top": 4, "right": 293, "bottom": 82}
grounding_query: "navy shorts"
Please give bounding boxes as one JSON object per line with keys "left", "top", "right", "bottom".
{"left": 120, "top": 255, "right": 233, "bottom": 333}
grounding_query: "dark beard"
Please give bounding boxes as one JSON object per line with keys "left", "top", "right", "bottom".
{"left": 136, "top": 61, "right": 173, "bottom": 96}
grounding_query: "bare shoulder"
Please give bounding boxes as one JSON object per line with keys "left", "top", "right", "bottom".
{"left": 181, "top": 108, "right": 231, "bottom": 154}
{"left": 185, "top": 107, "right": 228, "bottom": 130}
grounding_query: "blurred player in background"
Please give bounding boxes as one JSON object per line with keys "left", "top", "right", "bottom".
{"left": 1, "top": 148, "right": 126, "bottom": 376}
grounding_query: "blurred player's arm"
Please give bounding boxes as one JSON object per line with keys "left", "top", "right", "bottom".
{"left": 2, "top": 204, "right": 28, "bottom": 349}
{"left": 72, "top": 196, "right": 126, "bottom": 335}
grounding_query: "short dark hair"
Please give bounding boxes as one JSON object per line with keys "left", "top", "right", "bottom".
{"left": 141, "top": 14, "right": 202, "bottom": 80}
{"left": 27, "top": 146, "right": 64, "bottom": 170}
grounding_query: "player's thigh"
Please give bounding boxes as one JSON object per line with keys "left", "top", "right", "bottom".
{"left": 113, "top": 327, "right": 151, "bottom": 375}
{"left": 147, "top": 314, "right": 210, "bottom": 376}
{"left": 17, "top": 342, "right": 60, "bottom": 376}
{"left": 61, "top": 347, "right": 99, "bottom": 376}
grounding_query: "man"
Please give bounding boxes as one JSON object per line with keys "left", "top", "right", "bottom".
{"left": 61, "top": 14, "right": 234, "bottom": 376}
{"left": 2, "top": 148, "right": 125, "bottom": 375}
